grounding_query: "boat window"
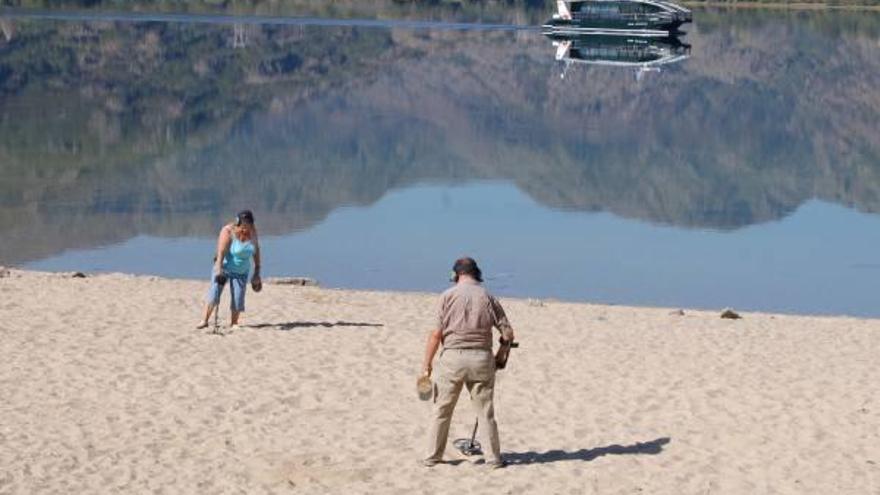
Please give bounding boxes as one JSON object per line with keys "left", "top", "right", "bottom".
{"left": 571, "top": 2, "right": 628, "bottom": 16}
{"left": 616, "top": 2, "right": 664, "bottom": 14}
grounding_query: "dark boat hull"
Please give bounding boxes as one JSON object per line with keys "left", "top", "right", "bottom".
{"left": 543, "top": 1, "right": 692, "bottom": 37}
{"left": 543, "top": 16, "right": 686, "bottom": 36}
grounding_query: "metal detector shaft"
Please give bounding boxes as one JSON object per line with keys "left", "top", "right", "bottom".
{"left": 229, "top": 276, "right": 235, "bottom": 326}
{"left": 468, "top": 418, "right": 479, "bottom": 449}
{"left": 212, "top": 273, "right": 228, "bottom": 335}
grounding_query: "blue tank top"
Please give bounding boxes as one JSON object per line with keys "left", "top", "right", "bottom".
{"left": 223, "top": 236, "right": 255, "bottom": 275}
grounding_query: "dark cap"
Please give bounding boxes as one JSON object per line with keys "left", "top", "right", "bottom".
{"left": 452, "top": 257, "right": 483, "bottom": 283}
{"left": 236, "top": 210, "right": 255, "bottom": 225}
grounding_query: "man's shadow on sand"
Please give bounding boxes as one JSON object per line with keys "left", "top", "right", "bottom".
{"left": 248, "top": 321, "right": 384, "bottom": 331}
{"left": 504, "top": 437, "right": 670, "bottom": 466}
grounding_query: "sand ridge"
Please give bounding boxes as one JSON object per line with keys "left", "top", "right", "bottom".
{"left": 0, "top": 269, "right": 878, "bottom": 494}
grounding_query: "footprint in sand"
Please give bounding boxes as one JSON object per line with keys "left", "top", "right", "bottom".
{"left": 281, "top": 456, "right": 374, "bottom": 490}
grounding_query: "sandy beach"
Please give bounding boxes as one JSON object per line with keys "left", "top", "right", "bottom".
{"left": 1, "top": 268, "right": 878, "bottom": 494}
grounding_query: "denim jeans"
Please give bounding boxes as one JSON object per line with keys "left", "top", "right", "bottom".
{"left": 206, "top": 270, "right": 248, "bottom": 312}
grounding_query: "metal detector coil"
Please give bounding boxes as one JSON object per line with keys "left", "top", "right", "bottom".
{"left": 453, "top": 420, "right": 483, "bottom": 456}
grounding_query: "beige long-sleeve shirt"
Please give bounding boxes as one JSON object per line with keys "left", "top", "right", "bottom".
{"left": 436, "top": 279, "right": 514, "bottom": 350}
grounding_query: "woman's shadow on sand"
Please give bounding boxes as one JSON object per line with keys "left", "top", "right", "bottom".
{"left": 504, "top": 437, "right": 670, "bottom": 466}
{"left": 247, "top": 321, "right": 384, "bottom": 331}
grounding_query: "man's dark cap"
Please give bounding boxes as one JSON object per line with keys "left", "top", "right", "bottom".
{"left": 453, "top": 257, "right": 483, "bottom": 282}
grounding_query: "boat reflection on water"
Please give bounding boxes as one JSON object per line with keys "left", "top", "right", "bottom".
{"left": 548, "top": 33, "right": 690, "bottom": 79}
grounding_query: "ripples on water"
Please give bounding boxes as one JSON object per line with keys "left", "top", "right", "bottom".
{"left": 1, "top": 2, "right": 879, "bottom": 315}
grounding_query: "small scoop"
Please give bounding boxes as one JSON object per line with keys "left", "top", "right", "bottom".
{"left": 417, "top": 375, "right": 432, "bottom": 401}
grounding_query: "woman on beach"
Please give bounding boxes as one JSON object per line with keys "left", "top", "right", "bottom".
{"left": 196, "top": 210, "right": 262, "bottom": 329}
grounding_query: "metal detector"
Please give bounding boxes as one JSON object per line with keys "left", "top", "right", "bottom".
{"left": 452, "top": 338, "right": 519, "bottom": 457}
{"left": 453, "top": 419, "right": 483, "bottom": 456}
{"left": 228, "top": 275, "right": 236, "bottom": 331}
{"left": 210, "top": 273, "right": 228, "bottom": 336}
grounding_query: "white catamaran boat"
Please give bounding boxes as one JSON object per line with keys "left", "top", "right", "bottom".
{"left": 543, "top": 0, "right": 692, "bottom": 37}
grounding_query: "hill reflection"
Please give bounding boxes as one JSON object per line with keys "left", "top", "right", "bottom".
{"left": 1, "top": 9, "right": 879, "bottom": 265}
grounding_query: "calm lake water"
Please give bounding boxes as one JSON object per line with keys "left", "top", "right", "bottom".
{"left": 2, "top": 3, "right": 880, "bottom": 316}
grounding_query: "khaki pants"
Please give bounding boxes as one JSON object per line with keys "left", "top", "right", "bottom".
{"left": 425, "top": 348, "right": 501, "bottom": 464}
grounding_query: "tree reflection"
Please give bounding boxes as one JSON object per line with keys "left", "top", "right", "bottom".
{"left": 1, "top": 8, "right": 879, "bottom": 264}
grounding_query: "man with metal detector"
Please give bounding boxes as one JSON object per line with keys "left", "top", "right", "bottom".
{"left": 420, "top": 257, "right": 516, "bottom": 469}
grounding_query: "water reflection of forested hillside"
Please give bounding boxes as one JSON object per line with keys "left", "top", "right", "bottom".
{"left": 1, "top": 9, "right": 880, "bottom": 264}
{"left": 4, "top": 0, "right": 555, "bottom": 25}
